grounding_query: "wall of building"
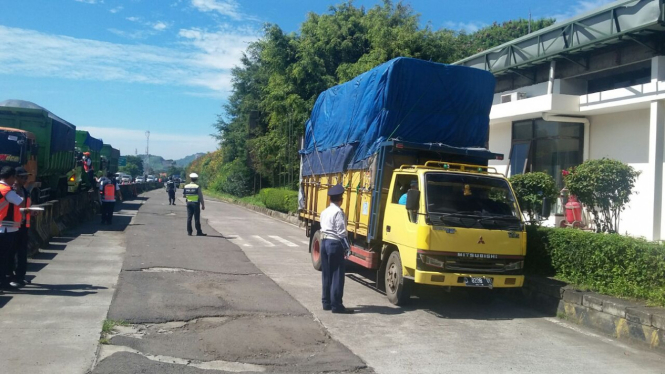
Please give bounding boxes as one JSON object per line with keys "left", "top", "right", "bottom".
{"left": 588, "top": 108, "right": 653, "bottom": 238}
{"left": 488, "top": 121, "right": 511, "bottom": 176}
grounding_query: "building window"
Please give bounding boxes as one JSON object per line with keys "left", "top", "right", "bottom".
{"left": 587, "top": 67, "right": 651, "bottom": 94}
{"left": 508, "top": 119, "right": 584, "bottom": 189}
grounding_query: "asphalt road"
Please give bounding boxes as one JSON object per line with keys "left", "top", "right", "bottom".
{"left": 198, "top": 194, "right": 665, "bottom": 374}
{"left": 90, "top": 190, "right": 371, "bottom": 373}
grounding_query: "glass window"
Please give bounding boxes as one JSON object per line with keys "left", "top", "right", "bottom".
{"left": 510, "top": 119, "right": 583, "bottom": 189}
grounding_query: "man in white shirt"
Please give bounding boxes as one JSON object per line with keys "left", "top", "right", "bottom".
{"left": 319, "top": 184, "right": 353, "bottom": 314}
{"left": 0, "top": 166, "right": 24, "bottom": 290}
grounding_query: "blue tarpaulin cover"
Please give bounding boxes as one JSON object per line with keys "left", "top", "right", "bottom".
{"left": 84, "top": 133, "right": 103, "bottom": 152}
{"left": 300, "top": 57, "right": 496, "bottom": 176}
{"left": 0, "top": 99, "right": 76, "bottom": 154}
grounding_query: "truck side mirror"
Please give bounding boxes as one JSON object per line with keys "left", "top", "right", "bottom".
{"left": 541, "top": 197, "right": 551, "bottom": 219}
{"left": 406, "top": 189, "right": 420, "bottom": 211}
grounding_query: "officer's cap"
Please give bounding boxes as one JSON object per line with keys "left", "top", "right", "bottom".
{"left": 15, "top": 167, "right": 31, "bottom": 176}
{"left": 189, "top": 173, "right": 199, "bottom": 178}
{"left": 410, "top": 179, "right": 418, "bottom": 187}
{"left": 328, "top": 184, "right": 344, "bottom": 197}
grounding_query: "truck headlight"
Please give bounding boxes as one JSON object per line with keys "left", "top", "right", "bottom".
{"left": 419, "top": 254, "right": 445, "bottom": 268}
{"left": 504, "top": 261, "right": 524, "bottom": 271}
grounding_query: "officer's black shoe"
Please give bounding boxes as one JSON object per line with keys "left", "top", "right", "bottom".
{"left": 322, "top": 305, "right": 331, "bottom": 311}
{"left": 196, "top": 232, "right": 207, "bottom": 236}
{"left": 188, "top": 232, "right": 192, "bottom": 236}
{"left": 331, "top": 308, "right": 354, "bottom": 314}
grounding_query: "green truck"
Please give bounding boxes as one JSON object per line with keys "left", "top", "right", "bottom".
{"left": 71, "top": 130, "right": 104, "bottom": 191}
{"left": 101, "top": 144, "right": 120, "bottom": 175}
{"left": 0, "top": 100, "right": 76, "bottom": 201}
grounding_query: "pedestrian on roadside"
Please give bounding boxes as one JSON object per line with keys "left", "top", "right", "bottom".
{"left": 183, "top": 173, "right": 206, "bottom": 236}
{"left": 165, "top": 176, "right": 176, "bottom": 205}
{"left": 10, "top": 167, "right": 37, "bottom": 288}
{"left": 98, "top": 172, "right": 122, "bottom": 225}
{"left": 0, "top": 166, "right": 23, "bottom": 290}
{"left": 320, "top": 184, "right": 353, "bottom": 314}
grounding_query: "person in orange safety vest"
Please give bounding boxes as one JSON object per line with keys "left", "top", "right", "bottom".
{"left": 98, "top": 172, "right": 122, "bottom": 225}
{"left": 0, "top": 166, "right": 23, "bottom": 291}
{"left": 9, "top": 167, "right": 37, "bottom": 288}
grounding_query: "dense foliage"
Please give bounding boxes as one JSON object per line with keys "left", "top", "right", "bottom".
{"left": 525, "top": 226, "right": 665, "bottom": 306}
{"left": 119, "top": 155, "right": 144, "bottom": 177}
{"left": 563, "top": 159, "right": 640, "bottom": 233}
{"left": 509, "top": 172, "right": 558, "bottom": 224}
{"left": 259, "top": 188, "right": 299, "bottom": 214}
{"left": 206, "top": 0, "right": 554, "bottom": 192}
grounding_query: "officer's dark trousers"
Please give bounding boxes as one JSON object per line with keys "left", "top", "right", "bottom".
{"left": 321, "top": 239, "right": 346, "bottom": 311}
{"left": 168, "top": 190, "right": 176, "bottom": 204}
{"left": 186, "top": 202, "right": 202, "bottom": 235}
{"left": 0, "top": 231, "right": 18, "bottom": 287}
{"left": 101, "top": 201, "right": 115, "bottom": 224}
{"left": 12, "top": 226, "right": 29, "bottom": 282}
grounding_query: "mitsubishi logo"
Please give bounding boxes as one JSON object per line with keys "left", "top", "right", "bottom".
{"left": 478, "top": 236, "right": 485, "bottom": 244}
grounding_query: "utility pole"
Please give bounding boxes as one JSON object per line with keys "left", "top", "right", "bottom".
{"left": 528, "top": 10, "right": 532, "bottom": 34}
{"left": 145, "top": 131, "right": 150, "bottom": 174}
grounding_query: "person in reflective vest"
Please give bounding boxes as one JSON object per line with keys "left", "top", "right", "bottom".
{"left": 165, "top": 177, "right": 176, "bottom": 205}
{"left": 0, "top": 166, "right": 23, "bottom": 290}
{"left": 11, "top": 167, "right": 35, "bottom": 288}
{"left": 183, "top": 173, "right": 206, "bottom": 236}
{"left": 98, "top": 172, "right": 122, "bottom": 225}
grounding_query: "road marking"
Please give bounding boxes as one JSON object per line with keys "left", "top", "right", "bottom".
{"left": 269, "top": 235, "right": 298, "bottom": 247}
{"left": 252, "top": 235, "right": 275, "bottom": 247}
{"left": 228, "top": 235, "right": 252, "bottom": 247}
{"left": 289, "top": 236, "right": 310, "bottom": 245}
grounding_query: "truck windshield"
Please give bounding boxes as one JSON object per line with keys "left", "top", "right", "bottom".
{"left": 0, "top": 132, "right": 24, "bottom": 166}
{"left": 425, "top": 172, "right": 522, "bottom": 230}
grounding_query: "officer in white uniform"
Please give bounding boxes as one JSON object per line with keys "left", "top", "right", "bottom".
{"left": 319, "top": 184, "right": 353, "bottom": 314}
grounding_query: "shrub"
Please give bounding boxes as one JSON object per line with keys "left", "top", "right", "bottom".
{"left": 526, "top": 227, "right": 665, "bottom": 306}
{"left": 509, "top": 172, "right": 558, "bottom": 224}
{"left": 259, "top": 188, "right": 299, "bottom": 214}
{"left": 215, "top": 159, "right": 254, "bottom": 197}
{"left": 564, "top": 158, "right": 640, "bottom": 233}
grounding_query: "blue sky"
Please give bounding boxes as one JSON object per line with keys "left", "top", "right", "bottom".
{"left": 0, "top": 0, "right": 613, "bottom": 159}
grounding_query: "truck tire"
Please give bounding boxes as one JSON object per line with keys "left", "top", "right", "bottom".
{"left": 310, "top": 230, "right": 322, "bottom": 271}
{"left": 385, "top": 251, "right": 412, "bottom": 305}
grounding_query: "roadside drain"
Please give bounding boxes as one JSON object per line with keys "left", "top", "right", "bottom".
{"left": 97, "top": 345, "right": 266, "bottom": 372}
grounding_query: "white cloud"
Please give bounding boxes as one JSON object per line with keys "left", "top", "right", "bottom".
{"left": 191, "top": 0, "right": 241, "bottom": 20}
{"left": 153, "top": 22, "right": 170, "bottom": 31}
{"left": 444, "top": 21, "right": 487, "bottom": 33}
{"left": 126, "top": 16, "right": 141, "bottom": 22}
{"left": 550, "top": 0, "right": 615, "bottom": 23}
{"left": 79, "top": 126, "right": 218, "bottom": 160}
{"left": 110, "top": 6, "right": 123, "bottom": 13}
{"left": 0, "top": 25, "right": 259, "bottom": 93}
{"left": 75, "top": 0, "right": 103, "bottom": 4}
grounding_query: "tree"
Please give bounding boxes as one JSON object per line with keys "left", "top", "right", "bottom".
{"left": 509, "top": 172, "right": 558, "bottom": 224}
{"left": 123, "top": 155, "right": 144, "bottom": 176}
{"left": 563, "top": 159, "right": 640, "bottom": 233}
{"left": 119, "top": 164, "right": 140, "bottom": 178}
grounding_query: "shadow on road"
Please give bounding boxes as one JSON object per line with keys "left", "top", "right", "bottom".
{"left": 2, "top": 283, "right": 105, "bottom": 297}
{"left": 345, "top": 263, "right": 547, "bottom": 320}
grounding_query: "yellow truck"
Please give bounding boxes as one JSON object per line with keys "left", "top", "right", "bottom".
{"left": 298, "top": 58, "right": 526, "bottom": 305}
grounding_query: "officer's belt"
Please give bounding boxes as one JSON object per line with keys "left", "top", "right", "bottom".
{"left": 321, "top": 233, "right": 341, "bottom": 241}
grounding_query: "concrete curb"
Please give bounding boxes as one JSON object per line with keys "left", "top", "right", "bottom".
{"left": 507, "top": 276, "right": 665, "bottom": 352}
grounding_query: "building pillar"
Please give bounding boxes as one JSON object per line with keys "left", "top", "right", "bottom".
{"left": 649, "top": 100, "right": 664, "bottom": 241}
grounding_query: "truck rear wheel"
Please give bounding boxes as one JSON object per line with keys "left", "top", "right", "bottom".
{"left": 385, "top": 251, "right": 412, "bottom": 305}
{"left": 310, "top": 230, "right": 322, "bottom": 271}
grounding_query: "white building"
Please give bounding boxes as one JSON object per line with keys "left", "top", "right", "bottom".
{"left": 455, "top": 0, "right": 665, "bottom": 240}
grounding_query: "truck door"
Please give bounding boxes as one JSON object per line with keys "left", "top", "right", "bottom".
{"left": 383, "top": 173, "right": 420, "bottom": 251}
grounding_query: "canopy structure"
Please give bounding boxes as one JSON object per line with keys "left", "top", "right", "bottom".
{"left": 300, "top": 57, "right": 496, "bottom": 176}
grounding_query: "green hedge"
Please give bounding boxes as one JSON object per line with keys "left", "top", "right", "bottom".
{"left": 259, "top": 188, "right": 298, "bottom": 214}
{"left": 525, "top": 226, "right": 665, "bottom": 306}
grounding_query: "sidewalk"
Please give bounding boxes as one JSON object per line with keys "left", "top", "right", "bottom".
{"left": 0, "top": 199, "right": 141, "bottom": 374}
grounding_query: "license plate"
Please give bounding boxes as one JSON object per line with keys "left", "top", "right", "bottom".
{"left": 464, "top": 277, "right": 493, "bottom": 288}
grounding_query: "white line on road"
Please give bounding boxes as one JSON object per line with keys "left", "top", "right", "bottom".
{"left": 252, "top": 235, "right": 275, "bottom": 247}
{"left": 268, "top": 235, "right": 298, "bottom": 247}
{"left": 228, "top": 235, "right": 252, "bottom": 247}
{"left": 289, "top": 236, "right": 310, "bottom": 245}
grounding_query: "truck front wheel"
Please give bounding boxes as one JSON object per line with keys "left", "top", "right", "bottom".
{"left": 310, "top": 230, "right": 322, "bottom": 271}
{"left": 385, "top": 251, "right": 412, "bottom": 305}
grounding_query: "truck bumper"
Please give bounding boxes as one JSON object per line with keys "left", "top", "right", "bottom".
{"left": 414, "top": 270, "right": 524, "bottom": 288}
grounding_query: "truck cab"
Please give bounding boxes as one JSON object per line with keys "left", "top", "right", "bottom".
{"left": 0, "top": 127, "right": 41, "bottom": 200}
{"left": 382, "top": 162, "right": 525, "bottom": 303}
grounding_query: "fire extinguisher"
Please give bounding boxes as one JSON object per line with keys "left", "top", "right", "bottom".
{"left": 565, "top": 195, "right": 582, "bottom": 224}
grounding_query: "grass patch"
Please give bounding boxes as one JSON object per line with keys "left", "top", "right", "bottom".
{"left": 203, "top": 189, "right": 266, "bottom": 208}
{"left": 100, "top": 319, "right": 129, "bottom": 344}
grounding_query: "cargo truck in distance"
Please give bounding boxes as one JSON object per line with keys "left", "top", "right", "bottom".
{"left": 299, "top": 58, "right": 527, "bottom": 305}
{"left": 0, "top": 100, "right": 76, "bottom": 202}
